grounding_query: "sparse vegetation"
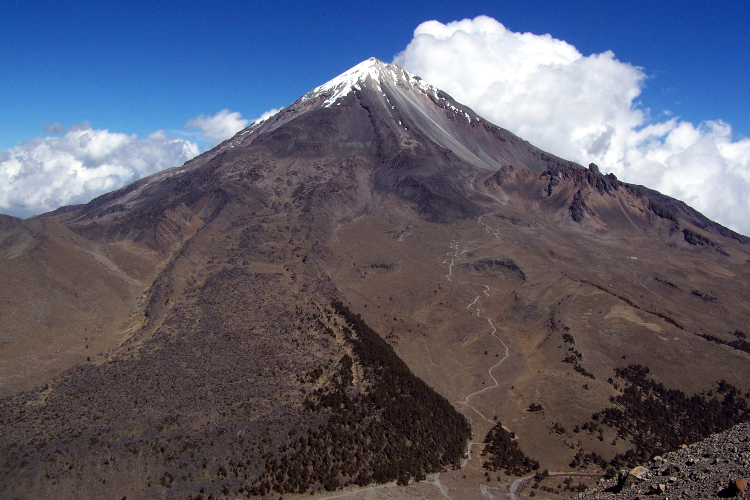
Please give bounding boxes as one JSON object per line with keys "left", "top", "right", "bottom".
{"left": 580, "top": 365, "right": 750, "bottom": 469}
{"left": 575, "top": 277, "right": 686, "bottom": 331}
{"left": 551, "top": 422, "right": 566, "bottom": 435}
{"left": 699, "top": 332, "right": 750, "bottom": 356}
{"left": 556, "top": 326, "right": 595, "bottom": 379}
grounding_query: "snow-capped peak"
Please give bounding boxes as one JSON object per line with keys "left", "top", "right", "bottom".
{"left": 302, "top": 58, "right": 439, "bottom": 107}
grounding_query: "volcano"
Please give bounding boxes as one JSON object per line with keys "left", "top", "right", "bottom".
{"left": 2, "top": 58, "right": 750, "bottom": 499}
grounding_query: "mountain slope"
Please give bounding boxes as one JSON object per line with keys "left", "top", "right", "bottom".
{"left": 1, "top": 58, "right": 750, "bottom": 499}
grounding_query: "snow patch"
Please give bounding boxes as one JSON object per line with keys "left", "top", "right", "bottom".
{"left": 301, "top": 57, "right": 442, "bottom": 108}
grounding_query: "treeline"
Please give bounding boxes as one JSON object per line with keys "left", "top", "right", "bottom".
{"left": 560, "top": 330, "right": 595, "bottom": 379}
{"left": 482, "top": 422, "right": 539, "bottom": 476}
{"left": 576, "top": 278, "right": 685, "bottom": 331}
{"left": 250, "top": 301, "right": 471, "bottom": 495}
{"left": 585, "top": 365, "right": 750, "bottom": 469}
{"left": 699, "top": 331, "right": 750, "bottom": 356}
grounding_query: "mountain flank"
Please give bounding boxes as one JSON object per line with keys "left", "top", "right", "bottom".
{"left": 1, "top": 58, "right": 750, "bottom": 499}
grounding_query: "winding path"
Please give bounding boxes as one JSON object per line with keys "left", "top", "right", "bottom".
{"left": 441, "top": 214, "right": 513, "bottom": 425}
{"left": 458, "top": 287, "right": 510, "bottom": 424}
{"left": 319, "top": 214, "right": 604, "bottom": 500}
{"left": 440, "top": 214, "right": 528, "bottom": 499}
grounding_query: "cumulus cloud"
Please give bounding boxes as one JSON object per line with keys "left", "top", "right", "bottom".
{"left": 0, "top": 124, "right": 199, "bottom": 218}
{"left": 253, "top": 108, "right": 281, "bottom": 124}
{"left": 185, "top": 109, "right": 249, "bottom": 145}
{"left": 43, "top": 123, "right": 64, "bottom": 134}
{"left": 394, "top": 16, "right": 750, "bottom": 235}
{"left": 1, "top": 108, "right": 254, "bottom": 219}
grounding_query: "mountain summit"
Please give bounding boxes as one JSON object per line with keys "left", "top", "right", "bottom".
{"left": 66, "top": 59, "right": 745, "bottom": 243}
{"left": 1, "top": 59, "right": 750, "bottom": 499}
{"left": 233, "top": 57, "right": 581, "bottom": 174}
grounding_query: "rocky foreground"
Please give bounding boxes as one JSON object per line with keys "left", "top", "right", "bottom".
{"left": 577, "top": 421, "right": 749, "bottom": 499}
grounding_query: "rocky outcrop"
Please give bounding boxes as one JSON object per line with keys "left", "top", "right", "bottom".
{"left": 630, "top": 184, "right": 750, "bottom": 245}
{"left": 683, "top": 228, "right": 729, "bottom": 255}
{"left": 541, "top": 162, "right": 621, "bottom": 197}
{"left": 461, "top": 259, "right": 525, "bottom": 281}
{"left": 569, "top": 189, "right": 587, "bottom": 222}
{"left": 484, "top": 164, "right": 517, "bottom": 187}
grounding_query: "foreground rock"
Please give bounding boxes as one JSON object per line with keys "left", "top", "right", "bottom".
{"left": 577, "top": 421, "right": 750, "bottom": 499}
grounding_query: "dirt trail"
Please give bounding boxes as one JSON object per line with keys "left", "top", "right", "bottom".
{"left": 459, "top": 287, "right": 510, "bottom": 424}
{"left": 313, "top": 481, "right": 396, "bottom": 500}
{"left": 509, "top": 475, "right": 534, "bottom": 500}
{"left": 426, "top": 473, "right": 454, "bottom": 500}
{"left": 441, "top": 215, "right": 513, "bottom": 425}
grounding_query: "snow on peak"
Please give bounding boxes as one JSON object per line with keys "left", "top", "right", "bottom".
{"left": 302, "top": 58, "right": 439, "bottom": 107}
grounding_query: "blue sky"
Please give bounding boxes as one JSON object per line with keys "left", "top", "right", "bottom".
{"left": 2, "top": 0, "right": 748, "bottom": 148}
{"left": 2, "top": 1, "right": 750, "bottom": 233}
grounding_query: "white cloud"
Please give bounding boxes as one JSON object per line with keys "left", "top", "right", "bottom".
{"left": 253, "top": 108, "right": 280, "bottom": 124}
{"left": 1, "top": 108, "right": 253, "bottom": 219}
{"left": 43, "top": 122, "right": 64, "bottom": 134}
{"left": 185, "top": 109, "right": 249, "bottom": 145}
{"left": 0, "top": 124, "right": 199, "bottom": 218}
{"left": 394, "top": 16, "right": 750, "bottom": 235}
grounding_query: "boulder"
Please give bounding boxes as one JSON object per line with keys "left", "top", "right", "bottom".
{"left": 734, "top": 478, "right": 747, "bottom": 494}
{"left": 630, "top": 466, "right": 648, "bottom": 479}
{"left": 719, "top": 478, "right": 748, "bottom": 497}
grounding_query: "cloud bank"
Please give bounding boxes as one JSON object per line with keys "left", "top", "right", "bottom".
{"left": 0, "top": 109, "right": 254, "bottom": 219}
{"left": 394, "top": 16, "right": 750, "bottom": 235}
{"left": 185, "top": 109, "right": 249, "bottom": 145}
{"left": 0, "top": 125, "right": 200, "bottom": 218}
